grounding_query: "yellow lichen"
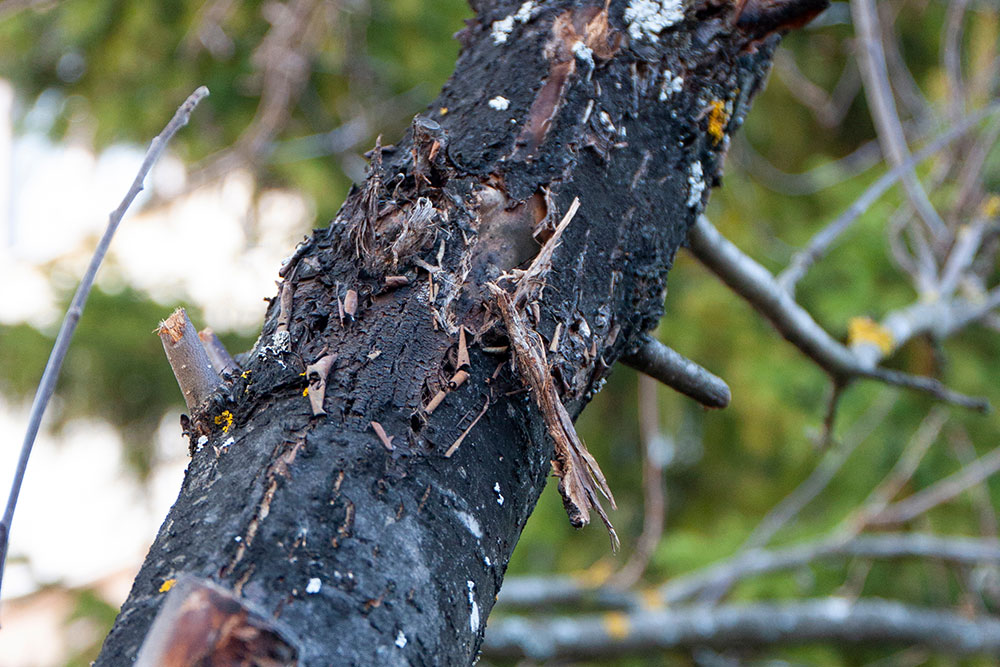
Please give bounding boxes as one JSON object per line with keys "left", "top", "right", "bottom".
{"left": 848, "top": 317, "right": 894, "bottom": 354}
{"left": 303, "top": 387, "right": 310, "bottom": 397}
{"left": 439, "top": 107, "right": 449, "bottom": 116}
{"left": 640, "top": 587, "right": 664, "bottom": 610}
{"left": 575, "top": 558, "right": 613, "bottom": 587}
{"left": 981, "top": 194, "right": 1000, "bottom": 219}
{"left": 707, "top": 99, "right": 728, "bottom": 145}
{"left": 603, "top": 611, "right": 631, "bottom": 639}
{"left": 215, "top": 410, "right": 234, "bottom": 433}
{"left": 241, "top": 369, "right": 252, "bottom": 379}
{"left": 159, "top": 578, "right": 176, "bottom": 593}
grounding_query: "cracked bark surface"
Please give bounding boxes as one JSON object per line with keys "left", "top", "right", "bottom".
{"left": 97, "top": 0, "right": 807, "bottom": 663}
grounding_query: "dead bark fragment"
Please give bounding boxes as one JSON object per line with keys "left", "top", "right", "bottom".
{"left": 304, "top": 352, "right": 337, "bottom": 415}
{"left": 488, "top": 283, "right": 618, "bottom": 549}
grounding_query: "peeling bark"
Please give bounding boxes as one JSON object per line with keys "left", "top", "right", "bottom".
{"left": 97, "top": 0, "right": 809, "bottom": 663}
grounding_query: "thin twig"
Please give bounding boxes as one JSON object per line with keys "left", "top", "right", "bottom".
{"left": 845, "top": 407, "right": 949, "bottom": 533}
{"left": 869, "top": 446, "right": 1000, "bottom": 527}
{"left": 607, "top": 374, "right": 667, "bottom": 588}
{"left": 778, "top": 103, "right": 1000, "bottom": 293}
{"left": 739, "top": 390, "right": 897, "bottom": 552}
{"left": 0, "top": 86, "right": 209, "bottom": 603}
{"left": 662, "top": 532, "right": 1000, "bottom": 606}
{"left": 851, "top": 0, "right": 948, "bottom": 241}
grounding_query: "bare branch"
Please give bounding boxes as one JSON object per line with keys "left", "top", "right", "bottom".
{"left": 870, "top": 446, "right": 1000, "bottom": 527}
{"left": 688, "top": 215, "right": 858, "bottom": 375}
{"left": 942, "top": 0, "right": 971, "bottom": 119}
{"left": 607, "top": 374, "right": 668, "bottom": 588}
{"left": 778, "top": 104, "right": 1000, "bottom": 293}
{"left": 0, "top": 86, "right": 209, "bottom": 603}
{"left": 661, "top": 533, "right": 1000, "bottom": 606}
{"left": 497, "top": 533, "right": 1000, "bottom": 612}
{"left": 621, "top": 335, "right": 731, "bottom": 409}
{"left": 845, "top": 407, "right": 949, "bottom": 532}
{"left": 688, "top": 216, "right": 990, "bottom": 411}
{"left": 738, "top": 390, "right": 897, "bottom": 552}
{"left": 483, "top": 598, "right": 1000, "bottom": 660}
{"left": 851, "top": 0, "right": 948, "bottom": 241}
{"left": 850, "top": 287, "right": 1000, "bottom": 370}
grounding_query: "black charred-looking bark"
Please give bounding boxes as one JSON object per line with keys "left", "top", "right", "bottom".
{"left": 98, "top": 0, "right": 810, "bottom": 663}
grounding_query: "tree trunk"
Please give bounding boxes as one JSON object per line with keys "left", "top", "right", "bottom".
{"left": 97, "top": 0, "right": 804, "bottom": 663}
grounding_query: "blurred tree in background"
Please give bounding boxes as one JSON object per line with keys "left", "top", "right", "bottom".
{"left": 1, "top": 0, "right": 999, "bottom": 664}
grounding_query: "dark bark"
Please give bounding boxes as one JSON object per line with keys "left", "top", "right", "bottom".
{"left": 97, "top": 0, "right": 803, "bottom": 663}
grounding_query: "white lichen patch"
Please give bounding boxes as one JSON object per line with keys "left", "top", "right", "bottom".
{"left": 572, "top": 40, "right": 594, "bottom": 69}
{"left": 257, "top": 329, "right": 290, "bottom": 365}
{"left": 488, "top": 96, "right": 510, "bottom": 111}
{"left": 686, "top": 160, "right": 706, "bottom": 208}
{"left": 467, "top": 580, "right": 481, "bottom": 633}
{"left": 492, "top": 2, "right": 536, "bottom": 44}
{"left": 305, "top": 577, "right": 322, "bottom": 594}
{"left": 599, "top": 111, "right": 616, "bottom": 133}
{"left": 494, "top": 482, "right": 505, "bottom": 506}
{"left": 659, "top": 70, "right": 684, "bottom": 101}
{"left": 455, "top": 509, "right": 483, "bottom": 539}
{"left": 491, "top": 15, "right": 515, "bottom": 44}
{"left": 515, "top": 1, "right": 535, "bottom": 22}
{"left": 395, "top": 631, "right": 407, "bottom": 648}
{"left": 625, "top": 0, "right": 684, "bottom": 42}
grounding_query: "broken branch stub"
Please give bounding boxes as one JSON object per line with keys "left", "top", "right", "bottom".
{"left": 489, "top": 283, "right": 619, "bottom": 550}
{"left": 158, "top": 308, "right": 221, "bottom": 412}
{"left": 198, "top": 328, "right": 239, "bottom": 376}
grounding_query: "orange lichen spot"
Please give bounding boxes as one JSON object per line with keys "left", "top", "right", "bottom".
{"left": 848, "top": 317, "right": 894, "bottom": 354}
{"left": 603, "top": 611, "right": 631, "bottom": 639}
{"left": 707, "top": 100, "right": 728, "bottom": 145}
{"left": 439, "top": 107, "right": 449, "bottom": 116}
{"left": 215, "top": 410, "right": 234, "bottom": 433}
{"left": 159, "top": 578, "right": 176, "bottom": 593}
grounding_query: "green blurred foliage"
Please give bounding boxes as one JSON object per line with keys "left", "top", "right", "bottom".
{"left": 1, "top": 0, "right": 999, "bottom": 664}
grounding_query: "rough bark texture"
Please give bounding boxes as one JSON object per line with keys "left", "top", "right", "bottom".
{"left": 98, "top": 0, "right": 795, "bottom": 663}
